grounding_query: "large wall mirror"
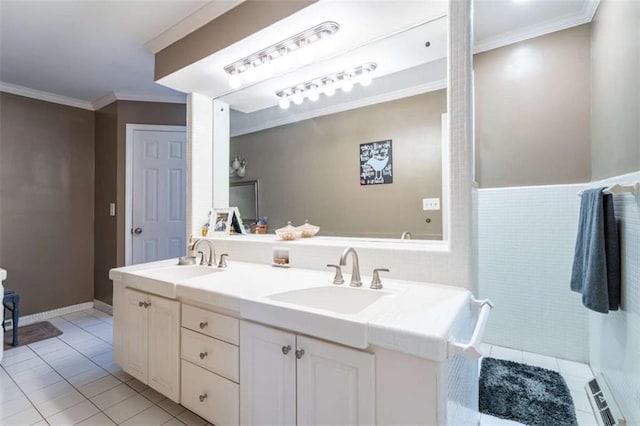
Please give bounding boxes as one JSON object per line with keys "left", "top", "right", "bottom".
{"left": 223, "top": 12, "right": 449, "bottom": 240}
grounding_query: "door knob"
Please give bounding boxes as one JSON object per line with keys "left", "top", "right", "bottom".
{"left": 282, "top": 345, "right": 291, "bottom": 355}
{"left": 199, "top": 351, "right": 208, "bottom": 360}
{"left": 199, "top": 321, "right": 208, "bottom": 329}
{"left": 138, "top": 301, "right": 144, "bottom": 307}
{"left": 199, "top": 393, "right": 207, "bottom": 402}
{"left": 295, "top": 349, "right": 305, "bottom": 359}
{"left": 133, "top": 227, "right": 143, "bottom": 235}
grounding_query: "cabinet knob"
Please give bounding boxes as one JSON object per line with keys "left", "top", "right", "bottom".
{"left": 199, "top": 351, "right": 208, "bottom": 360}
{"left": 199, "top": 321, "right": 208, "bottom": 329}
{"left": 143, "top": 301, "right": 151, "bottom": 308}
{"left": 199, "top": 393, "right": 207, "bottom": 402}
{"left": 295, "top": 349, "right": 305, "bottom": 359}
{"left": 138, "top": 301, "right": 144, "bottom": 307}
{"left": 281, "top": 345, "right": 291, "bottom": 355}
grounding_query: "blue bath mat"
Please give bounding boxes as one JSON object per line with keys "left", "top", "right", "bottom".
{"left": 480, "top": 357, "right": 578, "bottom": 426}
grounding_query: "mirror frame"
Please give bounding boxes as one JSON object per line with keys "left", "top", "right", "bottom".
{"left": 185, "top": 0, "right": 474, "bottom": 290}
{"left": 230, "top": 179, "right": 259, "bottom": 224}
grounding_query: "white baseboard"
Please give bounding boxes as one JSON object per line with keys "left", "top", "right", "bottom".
{"left": 5, "top": 302, "right": 94, "bottom": 329}
{"left": 93, "top": 299, "right": 113, "bottom": 315}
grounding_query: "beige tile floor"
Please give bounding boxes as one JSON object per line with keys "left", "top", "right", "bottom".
{"left": 1, "top": 308, "right": 599, "bottom": 425}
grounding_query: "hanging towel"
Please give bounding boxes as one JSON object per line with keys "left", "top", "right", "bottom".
{"left": 570, "top": 188, "right": 621, "bottom": 313}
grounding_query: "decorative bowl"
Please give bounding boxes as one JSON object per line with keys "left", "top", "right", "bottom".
{"left": 296, "top": 220, "right": 320, "bottom": 238}
{"left": 275, "top": 221, "right": 301, "bottom": 241}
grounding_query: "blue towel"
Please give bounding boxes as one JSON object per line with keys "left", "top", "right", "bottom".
{"left": 570, "top": 188, "right": 621, "bottom": 313}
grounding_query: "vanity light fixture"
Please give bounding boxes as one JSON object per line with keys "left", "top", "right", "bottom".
{"left": 224, "top": 21, "right": 340, "bottom": 89}
{"left": 276, "top": 63, "right": 377, "bottom": 109}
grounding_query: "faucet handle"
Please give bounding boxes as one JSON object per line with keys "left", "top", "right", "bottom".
{"left": 371, "top": 268, "right": 389, "bottom": 289}
{"left": 197, "top": 251, "right": 206, "bottom": 266}
{"left": 218, "top": 254, "right": 228, "bottom": 268}
{"left": 326, "top": 264, "right": 345, "bottom": 285}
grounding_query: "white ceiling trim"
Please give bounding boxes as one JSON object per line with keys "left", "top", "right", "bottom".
{"left": 0, "top": 82, "right": 186, "bottom": 111}
{"left": 473, "top": 0, "right": 600, "bottom": 54}
{"left": 91, "top": 92, "right": 119, "bottom": 111}
{"left": 0, "top": 81, "right": 94, "bottom": 110}
{"left": 231, "top": 78, "right": 447, "bottom": 137}
{"left": 145, "top": 0, "right": 246, "bottom": 54}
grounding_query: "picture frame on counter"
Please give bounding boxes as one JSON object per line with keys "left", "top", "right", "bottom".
{"left": 212, "top": 207, "right": 247, "bottom": 235}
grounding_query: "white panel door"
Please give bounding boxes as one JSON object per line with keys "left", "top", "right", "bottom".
{"left": 123, "top": 288, "right": 149, "bottom": 384}
{"left": 296, "top": 336, "right": 375, "bottom": 426}
{"left": 147, "top": 295, "right": 181, "bottom": 403}
{"left": 132, "top": 129, "right": 187, "bottom": 264}
{"left": 240, "top": 321, "right": 296, "bottom": 426}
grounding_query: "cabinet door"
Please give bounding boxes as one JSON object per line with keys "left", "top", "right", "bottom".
{"left": 296, "top": 336, "right": 375, "bottom": 426}
{"left": 148, "top": 294, "right": 180, "bottom": 402}
{"left": 240, "top": 321, "right": 296, "bottom": 426}
{"left": 123, "top": 288, "right": 148, "bottom": 384}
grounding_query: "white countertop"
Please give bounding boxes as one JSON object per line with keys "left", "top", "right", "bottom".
{"left": 110, "top": 260, "right": 472, "bottom": 362}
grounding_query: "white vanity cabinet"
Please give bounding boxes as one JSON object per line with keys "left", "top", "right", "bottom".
{"left": 122, "top": 288, "right": 180, "bottom": 402}
{"left": 180, "top": 304, "right": 240, "bottom": 426}
{"left": 240, "top": 321, "right": 375, "bottom": 426}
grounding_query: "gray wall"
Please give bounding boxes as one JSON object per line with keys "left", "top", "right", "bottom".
{"left": 94, "top": 101, "right": 186, "bottom": 305}
{"left": 475, "top": 24, "right": 592, "bottom": 188}
{"left": 231, "top": 90, "right": 446, "bottom": 239}
{"left": 590, "top": 0, "right": 640, "bottom": 180}
{"left": 0, "top": 92, "right": 95, "bottom": 315}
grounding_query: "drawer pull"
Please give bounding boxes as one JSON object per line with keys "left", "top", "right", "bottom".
{"left": 199, "top": 321, "right": 208, "bottom": 329}
{"left": 295, "top": 349, "right": 305, "bottom": 359}
{"left": 199, "top": 351, "right": 208, "bottom": 360}
{"left": 138, "top": 301, "right": 144, "bottom": 307}
{"left": 199, "top": 393, "right": 208, "bottom": 402}
{"left": 282, "top": 345, "right": 291, "bottom": 355}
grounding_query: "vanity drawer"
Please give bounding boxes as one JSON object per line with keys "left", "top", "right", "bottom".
{"left": 182, "top": 304, "right": 239, "bottom": 345}
{"left": 181, "top": 328, "right": 239, "bottom": 383}
{"left": 181, "top": 360, "right": 239, "bottom": 426}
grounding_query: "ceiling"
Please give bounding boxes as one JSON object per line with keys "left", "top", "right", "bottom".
{"left": 0, "top": 0, "right": 595, "bottom": 111}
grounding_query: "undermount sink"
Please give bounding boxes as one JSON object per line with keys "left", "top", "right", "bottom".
{"left": 135, "top": 265, "right": 222, "bottom": 282}
{"left": 267, "top": 286, "right": 392, "bottom": 315}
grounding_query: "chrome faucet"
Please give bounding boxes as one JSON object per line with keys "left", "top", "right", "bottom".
{"left": 193, "top": 239, "right": 216, "bottom": 267}
{"left": 339, "top": 247, "right": 362, "bottom": 287}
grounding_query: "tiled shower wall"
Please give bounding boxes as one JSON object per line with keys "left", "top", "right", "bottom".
{"left": 588, "top": 171, "right": 640, "bottom": 425}
{"left": 478, "top": 184, "right": 589, "bottom": 361}
{"left": 478, "top": 171, "right": 640, "bottom": 423}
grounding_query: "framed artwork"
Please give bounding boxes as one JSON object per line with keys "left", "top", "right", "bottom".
{"left": 360, "top": 139, "right": 393, "bottom": 185}
{"left": 212, "top": 207, "right": 247, "bottom": 235}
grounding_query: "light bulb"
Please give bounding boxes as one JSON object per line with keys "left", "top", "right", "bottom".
{"left": 359, "top": 71, "right": 372, "bottom": 87}
{"left": 279, "top": 49, "right": 293, "bottom": 70}
{"left": 323, "top": 82, "right": 336, "bottom": 96}
{"left": 308, "top": 86, "right": 320, "bottom": 102}
{"left": 229, "top": 72, "right": 241, "bottom": 89}
{"left": 278, "top": 96, "right": 290, "bottom": 109}
{"left": 292, "top": 91, "right": 304, "bottom": 105}
{"left": 341, "top": 77, "right": 353, "bottom": 92}
{"left": 298, "top": 39, "right": 312, "bottom": 65}
{"left": 318, "top": 32, "right": 333, "bottom": 55}
{"left": 244, "top": 65, "right": 257, "bottom": 83}
{"left": 261, "top": 57, "right": 274, "bottom": 79}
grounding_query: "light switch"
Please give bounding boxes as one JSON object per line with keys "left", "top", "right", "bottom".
{"left": 109, "top": 203, "right": 116, "bottom": 216}
{"left": 422, "top": 198, "right": 440, "bottom": 211}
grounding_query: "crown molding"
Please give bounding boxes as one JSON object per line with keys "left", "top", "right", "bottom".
{"left": 231, "top": 79, "right": 447, "bottom": 137}
{"left": 0, "top": 81, "right": 94, "bottom": 110}
{"left": 91, "top": 92, "right": 118, "bottom": 110}
{"left": 91, "top": 91, "right": 187, "bottom": 110}
{"left": 474, "top": 0, "right": 600, "bottom": 54}
{"left": 145, "top": 0, "right": 246, "bottom": 54}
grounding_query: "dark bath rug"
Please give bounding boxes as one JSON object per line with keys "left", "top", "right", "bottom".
{"left": 480, "top": 357, "right": 578, "bottom": 426}
{"left": 4, "top": 321, "right": 62, "bottom": 350}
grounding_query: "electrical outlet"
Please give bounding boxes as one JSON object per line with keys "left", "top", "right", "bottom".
{"left": 109, "top": 203, "right": 116, "bottom": 216}
{"left": 422, "top": 198, "right": 440, "bottom": 211}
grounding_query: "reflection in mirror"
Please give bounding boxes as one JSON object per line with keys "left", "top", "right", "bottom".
{"left": 225, "top": 17, "right": 448, "bottom": 240}
{"left": 230, "top": 180, "right": 259, "bottom": 224}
